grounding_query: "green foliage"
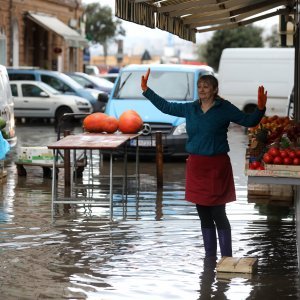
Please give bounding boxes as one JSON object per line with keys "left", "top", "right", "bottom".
{"left": 265, "top": 25, "right": 280, "bottom": 47}
{"left": 84, "top": 3, "right": 125, "bottom": 49}
{"left": 199, "top": 25, "right": 264, "bottom": 71}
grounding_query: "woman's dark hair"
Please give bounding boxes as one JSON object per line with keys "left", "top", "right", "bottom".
{"left": 198, "top": 74, "right": 223, "bottom": 99}
{"left": 198, "top": 74, "right": 218, "bottom": 88}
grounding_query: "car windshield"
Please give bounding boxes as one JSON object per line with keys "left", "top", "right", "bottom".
{"left": 114, "top": 71, "right": 194, "bottom": 100}
{"left": 38, "top": 82, "right": 62, "bottom": 95}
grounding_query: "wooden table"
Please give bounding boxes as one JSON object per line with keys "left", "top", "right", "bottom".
{"left": 48, "top": 132, "right": 140, "bottom": 220}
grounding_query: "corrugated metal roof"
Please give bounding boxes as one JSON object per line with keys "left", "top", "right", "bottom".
{"left": 115, "top": 0, "right": 296, "bottom": 42}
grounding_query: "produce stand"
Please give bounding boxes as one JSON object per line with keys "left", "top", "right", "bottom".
{"left": 48, "top": 132, "right": 141, "bottom": 221}
{"left": 245, "top": 116, "right": 300, "bottom": 206}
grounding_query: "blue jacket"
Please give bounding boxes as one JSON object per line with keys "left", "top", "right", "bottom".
{"left": 143, "top": 88, "right": 265, "bottom": 155}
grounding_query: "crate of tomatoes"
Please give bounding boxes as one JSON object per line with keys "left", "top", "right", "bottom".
{"left": 247, "top": 115, "right": 300, "bottom": 175}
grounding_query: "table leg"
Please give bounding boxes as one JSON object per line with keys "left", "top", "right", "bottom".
{"left": 136, "top": 137, "right": 140, "bottom": 187}
{"left": 109, "top": 151, "right": 113, "bottom": 220}
{"left": 123, "top": 143, "right": 128, "bottom": 199}
{"left": 51, "top": 149, "right": 58, "bottom": 222}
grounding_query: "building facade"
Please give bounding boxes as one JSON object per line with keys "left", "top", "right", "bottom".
{"left": 0, "top": 0, "right": 87, "bottom": 72}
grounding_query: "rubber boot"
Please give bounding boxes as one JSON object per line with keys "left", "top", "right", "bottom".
{"left": 201, "top": 227, "right": 217, "bottom": 257}
{"left": 217, "top": 229, "right": 232, "bottom": 257}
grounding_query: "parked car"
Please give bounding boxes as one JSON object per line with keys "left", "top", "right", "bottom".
{"left": 65, "top": 72, "right": 114, "bottom": 95}
{"left": 10, "top": 80, "right": 93, "bottom": 122}
{"left": 105, "top": 63, "right": 215, "bottom": 158}
{"left": 0, "top": 65, "right": 17, "bottom": 147}
{"left": 7, "top": 68, "right": 107, "bottom": 112}
{"left": 84, "top": 65, "right": 100, "bottom": 76}
{"left": 98, "top": 73, "right": 119, "bottom": 83}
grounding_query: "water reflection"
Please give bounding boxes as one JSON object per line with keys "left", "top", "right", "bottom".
{"left": 0, "top": 122, "right": 299, "bottom": 299}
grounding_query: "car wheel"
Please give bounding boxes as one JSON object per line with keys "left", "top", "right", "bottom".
{"left": 55, "top": 106, "right": 73, "bottom": 123}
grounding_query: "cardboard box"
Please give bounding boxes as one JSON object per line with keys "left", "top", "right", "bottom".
{"left": 17, "top": 146, "right": 58, "bottom": 165}
{"left": 216, "top": 257, "right": 258, "bottom": 274}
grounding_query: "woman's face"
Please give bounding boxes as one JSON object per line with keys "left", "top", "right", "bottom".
{"left": 197, "top": 80, "right": 217, "bottom": 102}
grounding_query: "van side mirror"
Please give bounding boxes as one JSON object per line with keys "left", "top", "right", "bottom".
{"left": 98, "top": 93, "right": 108, "bottom": 103}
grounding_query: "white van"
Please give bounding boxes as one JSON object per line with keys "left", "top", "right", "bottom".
{"left": 0, "top": 65, "right": 17, "bottom": 147}
{"left": 218, "top": 48, "right": 294, "bottom": 116}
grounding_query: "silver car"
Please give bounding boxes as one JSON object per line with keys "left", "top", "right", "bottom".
{"left": 10, "top": 80, "right": 93, "bottom": 122}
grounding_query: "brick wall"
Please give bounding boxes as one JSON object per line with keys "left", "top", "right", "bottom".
{"left": 0, "top": 0, "right": 84, "bottom": 70}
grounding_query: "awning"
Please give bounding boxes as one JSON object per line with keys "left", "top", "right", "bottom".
{"left": 27, "top": 12, "right": 88, "bottom": 48}
{"left": 115, "top": 0, "right": 295, "bottom": 43}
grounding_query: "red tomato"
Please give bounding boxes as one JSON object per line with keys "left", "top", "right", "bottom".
{"left": 283, "top": 157, "right": 292, "bottom": 165}
{"left": 295, "top": 150, "right": 300, "bottom": 158}
{"left": 273, "top": 156, "right": 283, "bottom": 164}
{"left": 279, "top": 149, "right": 289, "bottom": 158}
{"left": 249, "top": 163, "right": 256, "bottom": 170}
{"left": 288, "top": 150, "right": 297, "bottom": 159}
{"left": 263, "top": 153, "right": 273, "bottom": 164}
{"left": 251, "top": 161, "right": 261, "bottom": 169}
{"left": 293, "top": 157, "right": 300, "bottom": 165}
{"left": 257, "top": 166, "right": 265, "bottom": 170}
{"left": 268, "top": 147, "right": 280, "bottom": 157}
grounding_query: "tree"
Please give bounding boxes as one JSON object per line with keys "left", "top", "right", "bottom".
{"left": 199, "top": 25, "right": 264, "bottom": 71}
{"left": 264, "top": 24, "right": 280, "bottom": 47}
{"left": 84, "top": 3, "right": 125, "bottom": 60}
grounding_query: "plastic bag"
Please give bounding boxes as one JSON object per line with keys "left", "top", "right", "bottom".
{"left": 0, "top": 131, "right": 10, "bottom": 160}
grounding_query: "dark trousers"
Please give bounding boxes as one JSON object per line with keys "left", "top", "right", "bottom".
{"left": 196, "top": 204, "right": 231, "bottom": 230}
{"left": 197, "top": 204, "right": 232, "bottom": 257}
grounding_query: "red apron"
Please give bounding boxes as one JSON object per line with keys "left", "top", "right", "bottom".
{"left": 185, "top": 154, "right": 236, "bottom": 206}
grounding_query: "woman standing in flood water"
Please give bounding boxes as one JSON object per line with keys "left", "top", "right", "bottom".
{"left": 141, "top": 69, "right": 267, "bottom": 258}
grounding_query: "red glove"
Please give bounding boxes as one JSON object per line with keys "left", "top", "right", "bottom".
{"left": 141, "top": 68, "right": 150, "bottom": 92}
{"left": 258, "top": 85, "right": 267, "bottom": 110}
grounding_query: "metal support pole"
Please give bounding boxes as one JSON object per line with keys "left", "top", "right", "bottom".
{"left": 156, "top": 131, "right": 163, "bottom": 188}
{"left": 63, "top": 130, "right": 71, "bottom": 212}
{"left": 51, "top": 149, "right": 57, "bottom": 222}
{"left": 63, "top": 130, "right": 71, "bottom": 193}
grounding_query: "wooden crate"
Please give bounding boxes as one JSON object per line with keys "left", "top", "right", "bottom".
{"left": 264, "top": 164, "right": 300, "bottom": 172}
{"left": 247, "top": 183, "right": 294, "bottom": 206}
{"left": 216, "top": 257, "right": 258, "bottom": 274}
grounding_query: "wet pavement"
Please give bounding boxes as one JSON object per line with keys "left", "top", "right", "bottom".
{"left": 0, "top": 121, "right": 299, "bottom": 299}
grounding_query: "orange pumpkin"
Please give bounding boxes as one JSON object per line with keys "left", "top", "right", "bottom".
{"left": 102, "top": 116, "right": 119, "bottom": 133}
{"left": 118, "top": 110, "right": 143, "bottom": 134}
{"left": 83, "top": 112, "right": 109, "bottom": 133}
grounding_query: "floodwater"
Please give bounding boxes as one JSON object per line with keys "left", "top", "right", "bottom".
{"left": 0, "top": 121, "right": 299, "bottom": 300}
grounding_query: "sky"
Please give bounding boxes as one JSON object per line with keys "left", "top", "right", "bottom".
{"left": 82, "top": 0, "right": 279, "bottom": 58}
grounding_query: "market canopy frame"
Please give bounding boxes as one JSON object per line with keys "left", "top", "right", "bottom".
{"left": 115, "top": 0, "right": 296, "bottom": 43}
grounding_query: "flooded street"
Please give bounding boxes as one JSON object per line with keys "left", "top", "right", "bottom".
{"left": 0, "top": 122, "right": 299, "bottom": 300}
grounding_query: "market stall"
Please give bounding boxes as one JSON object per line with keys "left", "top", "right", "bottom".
{"left": 245, "top": 115, "right": 300, "bottom": 206}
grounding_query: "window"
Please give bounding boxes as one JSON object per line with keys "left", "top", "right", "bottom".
{"left": 114, "top": 71, "right": 195, "bottom": 100}
{"left": 10, "top": 84, "right": 18, "bottom": 97}
{"left": 41, "top": 75, "right": 74, "bottom": 93}
{"left": 22, "top": 84, "right": 43, "bottom": 97}
{"left": 8, "top": 73, "right": 35, "bottom": 80}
